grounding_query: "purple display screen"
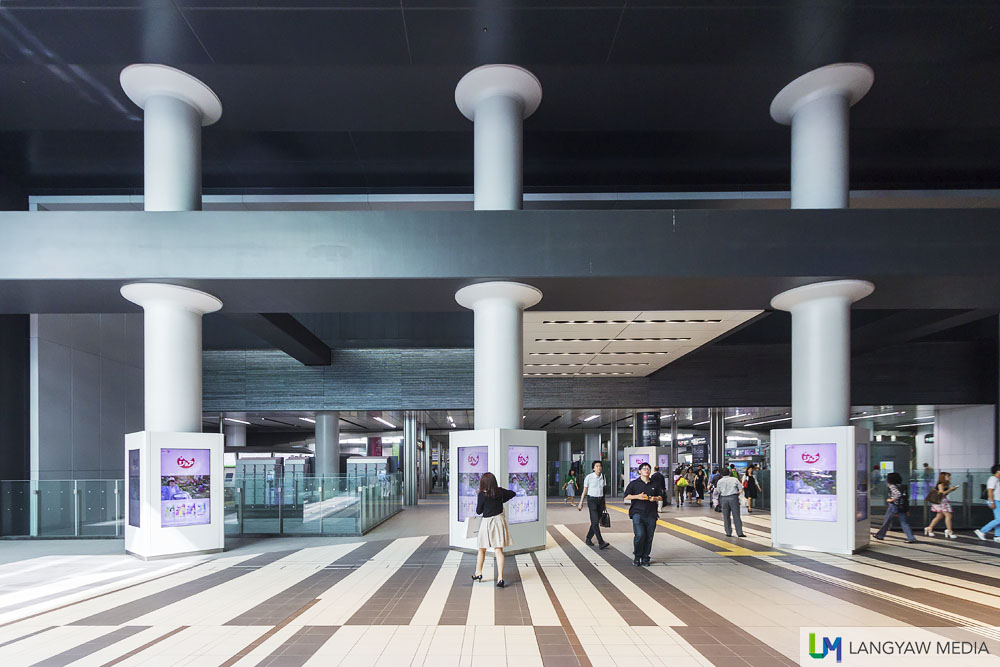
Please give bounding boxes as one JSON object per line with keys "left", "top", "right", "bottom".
{"left": 507, "top": 446, "right": 538, "bottom": 524}
{"left": 458, "top": 446, "right": 488, "bottom": 522}
{"left": 160, "top": 448, "right": 211, "bottom": 528}
{"left": 785, "top": 443, "right": 837, "bottom": 522}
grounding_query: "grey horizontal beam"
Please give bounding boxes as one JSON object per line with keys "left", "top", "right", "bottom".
{"left": 225, "top": 313, "right": 331, "bottom": 366}
{"left": 1, "top": 208, "right": 1000, "bottom": 313}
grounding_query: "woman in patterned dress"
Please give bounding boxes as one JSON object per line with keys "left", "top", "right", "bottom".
{"left": 925, "top": 471, "right": 959, "bottom": 539}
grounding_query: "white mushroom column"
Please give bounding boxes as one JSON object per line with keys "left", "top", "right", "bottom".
{"left": 768, "top": 64, "right": 875, "bottom": 554}
{"left": 456, "top": 282, "right": 542, "bottom": 429}
{"left": 770, "top": 63, "right": 873, "bottom": 209}
{"left": 449, "top": 66, "right": 547, "bottom": 553}
{"left": 120, "top": 64, "right": 225, "bottom": 560}
{"left": 456, "top": 64, "right": 542, "bottom": 211}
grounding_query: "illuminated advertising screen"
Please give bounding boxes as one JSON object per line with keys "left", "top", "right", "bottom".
{"left": 628, "top": 454, "right": 649, "bottom": 482}
{"left": 507, "top": 446, "right": 538, "bottom": 524}
{"left": 658, "top": 454, "right": 669, "bottom": 472}
{"left": 785, "top": 443, "right": 837, "bottom": 522}
{"left": 161, "top": 448, "right": 211, "bottom": 528}
{"left": 856, "top": 444, "right": 869, "bottom": 521}
{"left": 458, "top": 446, "right": 488, "bottom": 522}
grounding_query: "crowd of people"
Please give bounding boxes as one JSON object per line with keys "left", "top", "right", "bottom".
{"left": 466, "top": 458, "right": 1000, "bottom": 585}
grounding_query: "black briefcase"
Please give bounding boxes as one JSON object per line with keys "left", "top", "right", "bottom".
{"left": 599, "top": 510, "right": 611, "bottom": 528}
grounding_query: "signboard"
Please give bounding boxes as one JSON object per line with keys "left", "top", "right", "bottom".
{"left": 784, "top": 443, "right": 837, "bottom": 522}
{"left": 691, "top": 444, "right": 708, "bottom": 464}
{"left": 160, "top": 448, "right": 211, "bottom": 528}
{"left": 457, "top": 446, "right": 488, "bottom": 522}
{"left": 507, "top": 446, "right": 538, "bottom": 525}
{"left": 658, "top": 454, "right": 669, "bottom": 472}
{"left": 638, "top": 412, "right": 660, "bottom": 448}
{"left": 628, "top": 453, "right": 649, "bottom": 482}
{"left": 128, "top": 449, "right": 140, "bottom": 528}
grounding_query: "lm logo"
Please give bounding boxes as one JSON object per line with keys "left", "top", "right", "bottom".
{"left": 517, "top": 455, "right": 529, "bottom": 466}
{"left": 176, "top": 457, "right": 196, "bottom": 469}
{"left": 801, "top": 452, "right": 822, "bottom": 464}
{"left": 808, "top": 633, "right": 842, "bottom": 662}
{"left": 467, "top": 455, "right": 479, "bottom": 467}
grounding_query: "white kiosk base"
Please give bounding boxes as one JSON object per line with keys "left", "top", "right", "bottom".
{"left": 449, "top": 428, "right": 547, "bottom": 554}
{"left": 125, "top": 431, "right": 225, "bottom": 560}
{"left": 770, "top": 426, "right": 870, "bottom": 555}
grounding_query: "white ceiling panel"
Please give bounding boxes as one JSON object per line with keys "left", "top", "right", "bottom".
{"left": 523, "top": 309, "right": 762, "bottom": 378}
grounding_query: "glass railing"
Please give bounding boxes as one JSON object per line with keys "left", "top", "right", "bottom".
{"left": 754, "top": 468, "right": 997, "bottom": 529}
{"left": 0, "top": 473, "right": 403, "bottom": 538}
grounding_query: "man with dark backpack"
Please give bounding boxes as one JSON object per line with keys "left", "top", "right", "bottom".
{"left": 874, "top": 472, "right": 916, "bottom": 543}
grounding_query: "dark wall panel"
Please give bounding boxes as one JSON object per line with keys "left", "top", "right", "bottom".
{"left": 203, "top": 340, "right": 995, "bottom": 412}
{"left": 0, "top": 315, "right": 29, "bottom": 535}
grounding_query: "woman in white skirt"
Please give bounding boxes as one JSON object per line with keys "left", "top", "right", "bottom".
{"left": 471, "top": 472, "right": 516, "bottom": 588}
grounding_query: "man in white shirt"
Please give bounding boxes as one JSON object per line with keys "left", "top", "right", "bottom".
{"left": 975, "top": 464, "right": 1000, "bottom": 541}
{"left": 578, "top": 460, "right": 610, "bottom": 549}
{"left": 715, "top": 473, "right": 746, "bottom": 538}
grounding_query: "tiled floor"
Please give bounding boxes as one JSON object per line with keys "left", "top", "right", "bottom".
{"left": 1, "top": 502, "right": 1000, "bottom": 666}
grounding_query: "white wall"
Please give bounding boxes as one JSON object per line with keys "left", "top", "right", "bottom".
{"left": 935, "top": 405, "right": 995, "bottom": 471}
{"left": 30, "top": 314, "right": 144, "bottom": 480}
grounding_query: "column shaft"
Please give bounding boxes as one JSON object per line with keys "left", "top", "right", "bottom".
{"left": 472, "top": 297, "right": 524, "bottom": 429}
{"left": 403, "top": 412, "right": 418, "bottom": 506}
{"left": 791, "top": 93, "right": 849, "bottom": 209}
{"left": 790, "top": 296, "right": 853, "bottom": 427}
{"left": 669, "top": 414, "right": 678, "bottom": 471}
{"left": 143, "top": 303, "right": 204, "bottom": 432}
{"left": 314, "top": 411, "right": 340, "bottom": 476}
{"left": 709, "top": 408, "right": 726, "bottom": 470}
{"left": 224, "top": 423, "right": 246, "bottom": 448}
{"left": 143, "top": 94, "right": 202, "bottom": 212}
{"left": 584, "top": 432, "right": 601, "bottom": 466}
{"left": 474, "top": 94, "right": 523, "bottom": 210}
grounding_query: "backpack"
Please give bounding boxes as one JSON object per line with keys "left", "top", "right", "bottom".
{"left": 982, "top": 484, "right": 990, "bottom": 501}
{"left": 896, "top": 489, "right": 910, "bottom": 513}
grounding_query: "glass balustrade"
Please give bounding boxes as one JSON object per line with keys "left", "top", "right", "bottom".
{"left": 1, "top": 473, "right": 404, "bottom": 538}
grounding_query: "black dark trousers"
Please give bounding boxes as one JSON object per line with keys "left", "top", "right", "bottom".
{"left": 586, "top": 495, "right": 606, "bottom": 544}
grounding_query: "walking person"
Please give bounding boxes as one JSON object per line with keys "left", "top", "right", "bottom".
{"left": 742, "top": 465, "right": 762, "bottom": 514}
{"left": 874, "top": 472, "right": 916, "bottom": 543}
{"left": 471, "top": 472, "right": 517, "bottom": 588}
{"left": 674, "top": 467, "right": 688, "bottom": 507}
{"left": 650, "top": 465, "right": 666, "bottom": 513}
{"left": 624, "top": 462, "right": 663, "bottom": 566}
{"left": 563, "top": 470, "right": 578, "bottom": 505}
{"left": 709, "top": 467, "right": 723, "bottom": 512}
{"left": 694, "top": 466, "right": 707, "bottom": 506}
{"left": 925, "top": 471, "right": 959, "bottom": 539}
{"left": 716, "top": 470, "right": 746, "bottom": 537}
{"left": 975, "top": 464, "right": 1000, "bottom": 542}
{"left": 578, "top": 460, "right": 610, "bottom": 549}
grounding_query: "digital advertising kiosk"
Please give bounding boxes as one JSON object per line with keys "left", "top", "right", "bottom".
{"left": 449, "top": 428, "right": 547, "bottom": 553}
{"left": 770, "top": 426, "right": 870, "bottom": 554}
{"left": 621, "top": 445, "right": 671, "bottom": 484}
{"left": 124, "top": 431, "right": 224, "bottom": 560}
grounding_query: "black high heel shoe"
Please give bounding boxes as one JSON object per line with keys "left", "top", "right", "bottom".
{"left": 496, "top": 580, "right": 505, "bottom": 588}
{"left": 471, "top": 574, "right": 483, "bottom": 582}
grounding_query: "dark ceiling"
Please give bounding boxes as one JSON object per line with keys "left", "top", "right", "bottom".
{"left": 0, "top": 0, "right": 997, "bottom": 197}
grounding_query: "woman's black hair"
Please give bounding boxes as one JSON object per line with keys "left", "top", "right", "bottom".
{"left": 592, "top": 460, "right": 601, "bottom": 470}
{"left": 887, "top": 471, "right": 902, "bottom": 485}
{"left": 479, "top": 471, "right": 499, "bottom": 498}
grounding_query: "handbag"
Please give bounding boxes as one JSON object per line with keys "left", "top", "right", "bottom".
{"left": 599, "top": 510, "right": 611, "bottom": 528}
{"left": 464, "top": 515, "right": 482, "bottom": 539}
{"left": 925, "top": 488, "right": 941, "bottom": 505}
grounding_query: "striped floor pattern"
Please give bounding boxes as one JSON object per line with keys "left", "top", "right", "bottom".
{"left": 1, "top": 508, "right": 1000, "bottom": 667}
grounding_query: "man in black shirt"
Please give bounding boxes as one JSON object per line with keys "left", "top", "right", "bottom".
{"left": 623, "top": 462, "right": 664, "bottom": 566}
